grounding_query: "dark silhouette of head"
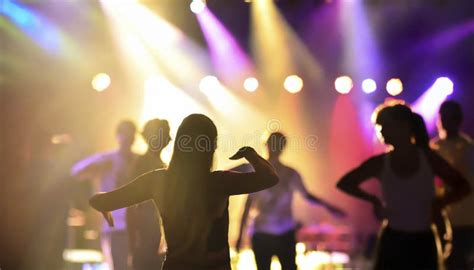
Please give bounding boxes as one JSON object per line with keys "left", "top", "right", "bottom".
{"left": 439, "top": 100, "right": 463, "bottom": 136}
{"left": 116, "top": 120, "right": 136, "bottom": 151}
{"left": 372, "top": 101, "right": 427, "bottom": 148}
{"left": 142, "top": 118, "right": 171, "bottom": 155}
{"left": 266, "top": 132, "right": 287, "bottom": 159}
{"left": 168, "top": 114, "right": 217, "bottom": 175}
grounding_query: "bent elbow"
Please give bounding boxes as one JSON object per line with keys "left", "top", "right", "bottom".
{"left": 336, "top": 179, "right": 347, "bottom": 191}
{"left": 269, "top": 173, "right": 279, "bottom": 187}
{"left": 89, "top": 193, "right": 104, "bottom": 211}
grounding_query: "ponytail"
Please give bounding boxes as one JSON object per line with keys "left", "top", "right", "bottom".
{"left": 411, "top": 113, "right": 430, "bottom": 149}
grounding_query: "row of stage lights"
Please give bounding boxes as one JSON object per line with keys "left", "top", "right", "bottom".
{"left": 92, "top": 73, "right": 453, "bottom": 97}
{"left": 334, "top": 76, "right": 405, "bottom": 96}
{"left": 334, "top": 76, "right": 454, "bottom": 96}
{"left": 91, "top": 73, "right": 303, "bottom": 94}
{"left": 189, "top": 0, "right": 317, "bottom": 13}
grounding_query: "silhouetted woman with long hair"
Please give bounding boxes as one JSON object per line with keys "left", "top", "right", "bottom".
{"left": 89, "top": 114, "right": 278, "bottom": 270}
{"left": 337, "top": 102, "right": 470, "bottom": 270}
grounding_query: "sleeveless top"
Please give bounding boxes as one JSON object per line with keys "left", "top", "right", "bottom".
{"left": 159, "top": 170, "right": 232, "bottom": 270}
{"left": 380, "top": 149, "right": 435, "bottom": 232}
{"left": 162, "top": 201, "right": 231, "bottom": 270}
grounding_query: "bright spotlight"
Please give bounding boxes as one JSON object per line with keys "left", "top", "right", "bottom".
{"left": 92, "top": 73, "right": 111, "bottom": 92}
{"left": 190, "top": 0, "right": 206, "bottom": 14}
{"left": 284, "top": 75, "right": 303, "bottom": 93}
{"left": 386, "top": 78, "right": 403, "bottom": 96}
{"left": 434, "top": 77, "right": 453, "bottom": 95}
{"left": 334, "top": 76, "right": 353, "bottom": 94}
{"left": 199, "top": 75, "right": 220, "bottom": 93}
{"left": 412, "top": 77, "right": 454, "bottom": 133}
{"left": 362, "top": 78, "right": 377, "bottom": 94}
{"left": 145, "top": 76, "right": 166, "bottom": 91}
{"left": 243, "top": 77, "right": 259, "bottom": 92}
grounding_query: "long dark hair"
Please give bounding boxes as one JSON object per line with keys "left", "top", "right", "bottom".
{"left": 162, "top": 114, "right": 218, "bottom": 259}
{"left": 411, "top": 112, "right": 430, "bottom": 149}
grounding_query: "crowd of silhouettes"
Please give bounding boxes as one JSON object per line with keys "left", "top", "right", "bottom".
{"left": 70, "top": 99, "right": 473, "bottom": 270}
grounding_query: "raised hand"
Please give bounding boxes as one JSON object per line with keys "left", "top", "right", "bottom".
{"left": 229, "top": 147, "right": 257, "bottom": 160}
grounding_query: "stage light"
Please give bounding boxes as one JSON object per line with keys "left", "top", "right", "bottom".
{"left": 190, "top": 0, "right": 206, "bottom": 14}
{"left": 199, "top": 75, "right": 220, "bottom": 93}
{"left": 386, "top": 78, "right": 403, "bottom": 96}
{"left": 92, "top": 73, "right": 111, "bottom": 92}
{"left": 243, "top": 77, "right": 259, "bottom": 92}
{"left": 284, "top": 75, "right": 303, "bottom": 93}
{"left": 296, "top": 243, "right": 306, "bottom": 254}
{"left": 434, "top": 77, "right": 453, "bottom": 95}
{"left": 196, "top": 5, "right": 253, "bottom": 89}
{"left": 412, "top": 77, "right": 454, "bottom": 133}
{"left": 334, "top": 76, "right": 353, "bottom": 94}
{"left": 362, "top": 78, "right": 377, "bottom": 94}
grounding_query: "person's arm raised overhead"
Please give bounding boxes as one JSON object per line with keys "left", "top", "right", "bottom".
{"left": 89, "top": 170, "right": 163, "bottom": 226}
{"left": 336, "top": 154, "right": 384, "bottom": 220}
{"left": 215, "top": 147, "right": 278, "bottom": 196}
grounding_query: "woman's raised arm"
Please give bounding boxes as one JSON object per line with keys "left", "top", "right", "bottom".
{"left": 214, "top": 147, "right": 279, "bottom": 196}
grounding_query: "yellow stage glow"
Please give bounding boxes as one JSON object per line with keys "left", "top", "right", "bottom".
{"left": 62, "top": 249, "right": 103, "bottom": 263}
{"left": 199, "top": 76, "right": 238, "bottom": 114}
{"left": 296, "top": 242, "right": 306, "bottom": 254}
{"left": 251, "top": 0, "right": 322, "bottom": 90}
{"left": 284, "top": 75, "right": 303, "bottom": 93}
{"left": 243, "top": 77, "right": 259, "bottom": 92}
{"left": 91, "top": 73, "right": 111, "bottom": 92}
{"left": 231, "top": 247, "right": 349, "bottom": 270}
{"left": 141, "top": 75, "right": 208, "bottom": 162}
{"left": 386, "top": 78, "right": 403, "bottom": 96}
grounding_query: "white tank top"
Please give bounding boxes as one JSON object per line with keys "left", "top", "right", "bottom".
{"left": 380, "top": 149, "right": 435, "bottom": 232}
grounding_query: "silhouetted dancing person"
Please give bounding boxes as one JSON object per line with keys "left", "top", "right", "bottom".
{"left": 71, "top": 120, "right": 138, "bottom": 270}
{"left": 431, "top": 100, "right": 474, "bottom": 270}
{"left": 127, "top": 119, "right": 171, "bottom": 270}
{"left": 89, "top": 114, "right": 279, "bottom": 270}
{"left": 235, "top": 132, "right": 346, "bottom": 270}
{"left": 336, "top": 101, "right": 470, "bottom": 270}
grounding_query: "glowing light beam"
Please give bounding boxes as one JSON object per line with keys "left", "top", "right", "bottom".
{"left": 196, "top": 6, "right": 254, "bottom": 88}
{"left": 412, "top": 77, "right": 454, "bottom": 133}
{"left": 1, "top": 0, "right": 68, "bottom": 55}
